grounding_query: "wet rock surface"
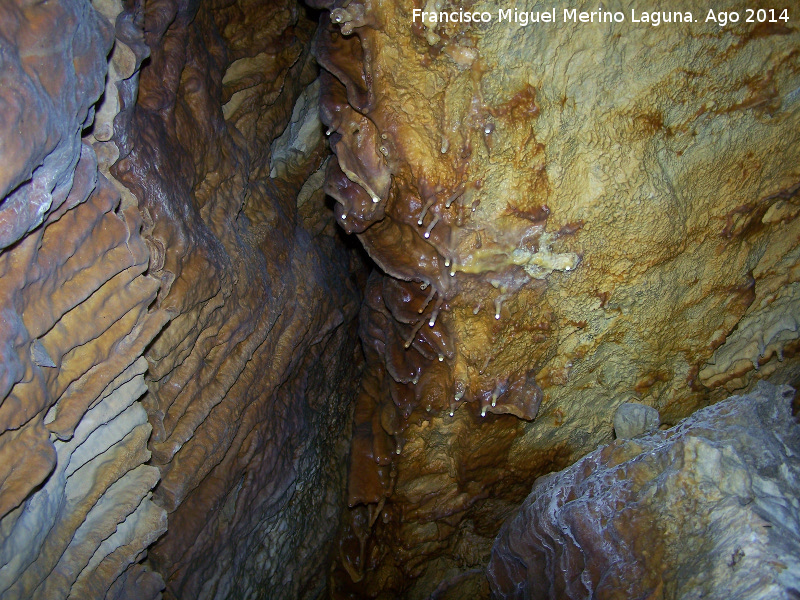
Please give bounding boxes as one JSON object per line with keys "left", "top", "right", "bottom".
{"left": 312, "top": 0, "right": 800, "bottom": 596}
{"left": 110, "top": 0, "right": 367, "bottom": 597}
{"left": 1, "top": 0, "right": 364, "bottom": 598}
{"left": 1, "top": 0, "right": 800, "bottom": 598}
{"left": 487, "top": 381, "right": 800, "bottom": 600}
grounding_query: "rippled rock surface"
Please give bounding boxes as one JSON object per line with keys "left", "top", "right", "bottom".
{"left": 0, "top": 0, "right": 167, "bottom": 597}
{"left": 488, "top": 381, "right": 800, "bottom": 600}
{"left": 2, "top": 0, "right": 800, "bottom": 598}
{"left": 0, "top": 0, "right": 364, "bottom": 598}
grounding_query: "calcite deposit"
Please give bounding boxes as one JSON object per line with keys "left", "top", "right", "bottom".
{"left": 2, "top": 0, "right": 800, "bottom": 597}
{"left": 1, "top": 0, "right": 364, "bottom": 598}
{"left": 313, "top": 0, "right": 800, "bottom": 596}
{"left": 109, "top": 0, "right": 367, "bottom": 597}
{"left": 487, "top": 381, "right": 800, "bottom": 600}
{"left": 0, "top": 0, "right": 168, "bottom": 597}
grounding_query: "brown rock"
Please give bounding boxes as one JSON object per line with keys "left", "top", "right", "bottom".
{"left": 108, "top": 0, "right": 366, "bottom": 597}
{"left": 313, "top": 0, "right": 800, "bottom": 595}
{"left": 2, "top": 0, "right": 800, "bottom": 597}
{"left": 1, "top": 0, "right": 364, "bottom": 598}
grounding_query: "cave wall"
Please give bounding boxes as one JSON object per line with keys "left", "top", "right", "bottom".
{"left": 488, "top": 381, "right": 800, "bottom": 600}
{"left": 0, "top": 0, "right": 168, "bottom": 597}
{"left": 2, "top": 0, "right": 800, "bottom": 598}
{"left": 0, "top": 0, "right": 363, "bottom": 598}
{"left": 312, "top": 0, "right": 800, "bottom": 597}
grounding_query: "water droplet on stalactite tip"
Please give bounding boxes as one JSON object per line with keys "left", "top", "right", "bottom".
{"left": 450, "top": 270, "right": 455, "bottom": 277}
{"left": 494, "top": 296, "right": 504, "bottom": 320}
{"left": 444, "top": 258, "right": 450, "bottom": 267}
{"left": 445, "top": 187, "right": 464, "bottom": 209}
{"left": 419, "top": 287, "right": 436, "bottom": 314}
{"left": 426, "top": 405, "right": 432, "bottom": 412}
{"left": 418, "top": 196, "right": 436, "bottom": 225}
{"left": 438, "top": 354, "right": 444, "bottom": 362}
{"left": 481, "top": 406, "right": 487, "bottom": 417}
{"left": 341, "top": 214, "right": 347, "bottom": 220}
{"left": 372, "top": 196, "right": 380, "bottom": 203}
{"left": 326, "top": 129, "right": 333, "bottom": 135}
{"left": 449, "top": 411, "right": 454, "bottom": 417}
{"left": 424, "top": 214, "right": 440, "bottom": 238}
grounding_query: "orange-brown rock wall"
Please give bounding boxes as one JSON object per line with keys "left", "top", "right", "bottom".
{"left": 312, "top": 0, "right": 800, "bottom": 597}
{"left": 1, "top": 0, "right": 365, "bottom": 598}
{"left": 0, "top": 0, "right": 168, "bottom": 597}
{"left": 112, "top": 0, "right": 367, "bottom": 597}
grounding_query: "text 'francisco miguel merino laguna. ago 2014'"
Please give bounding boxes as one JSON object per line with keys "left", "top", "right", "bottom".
{"left": 411, "top": 7, "right": 791, "bottom": 27}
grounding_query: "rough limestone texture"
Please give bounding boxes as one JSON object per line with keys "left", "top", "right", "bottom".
{"left": 487, "top": 381, "right": 800, "bottom": 600}
{"left": 4, "top": 0, "right": 800, "bottom": 598}
{"left": 0, "top": 0, "right": 168, "bottom": 597}
{"left": 109, "top": 0, "right": 365, "bottom": 598}
{"left": 1, "top": 0, "right": 364, "bottom": 599}
{"left": 312, "top": 0, "right": 800, "bottom": 596}
{"left": 613, "top": 402, "right": 660, "bottom": 439}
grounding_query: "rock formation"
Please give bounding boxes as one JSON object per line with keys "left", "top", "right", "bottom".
{"left": 613, "top": 401, "right": 660, "bottom": 439}
{"left": 0, "top": 0, "right": 168, "bottom": 597}
{"left": 1, "top": 0, "right": 364, "bottom": 598}
{"left": 313, "top": 0, "right": 800, "bottom": 596}
{"left": 487, "top": 381, "right": 800, "bottom": 600}
{"left": 0, "top": 0, "right": 798, "bottom": 598}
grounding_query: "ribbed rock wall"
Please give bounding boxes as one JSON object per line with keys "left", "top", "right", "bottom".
{"left": 0, "top": 0, "right": 168, "bottom": 597}
{"left": 110, "top": 0, "right": 365, "bottom": 596}
{"left": 4, "top": 0, "right": 800, "bottom": 597}
{"left": 0, "top": 0, "right": 364, "bottom": 599}
{"left": 488, "top": 381, "right": 800, "bottom": 600}
{"left": 311, "top": 0, "right": 800, "bottom": 596}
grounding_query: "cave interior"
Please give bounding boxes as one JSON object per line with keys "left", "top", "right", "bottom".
{"left": 1, "top": 0, "right": 799, "bottom": 598}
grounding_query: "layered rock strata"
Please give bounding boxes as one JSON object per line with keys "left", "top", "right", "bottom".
{"left": 488, "top": 381, "right": 800, "bottom": 600}
{"left": 1, "top": 0, "right": 364, "bottom": 599}
{"left": 111, "top": 0, "right": 366, "bottom": 596}
{"left": 312, "top": 0, "right": 800, "bottom": 596}
{"left": 0, "top": 0, "right": 168, "bottom": 597}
